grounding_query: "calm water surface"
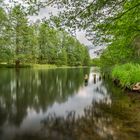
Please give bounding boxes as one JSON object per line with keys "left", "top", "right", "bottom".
{"left": 0, "top": 67, "right": 140, "bottom": 140}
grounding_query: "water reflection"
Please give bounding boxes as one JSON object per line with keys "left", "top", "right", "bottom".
{"left": 0, "top": 67, "right": 140, "bottom": 140}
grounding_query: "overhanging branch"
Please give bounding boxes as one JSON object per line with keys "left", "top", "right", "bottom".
{"left": 110, "top": 2, "right": 140, "bottom": 23}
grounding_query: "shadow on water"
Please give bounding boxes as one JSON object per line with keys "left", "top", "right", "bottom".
{"left": 0, "top": 67, "right": 140, "bottom": 140}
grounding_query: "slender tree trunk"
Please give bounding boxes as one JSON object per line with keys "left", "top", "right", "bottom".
{"left": 15, "top": 59, "right": 20, "bottom": 68}
{"left": 15, "top": 24, "right": 20, "bottom": 68}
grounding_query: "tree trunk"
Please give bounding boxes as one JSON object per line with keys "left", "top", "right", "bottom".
{"left": 15, "top": 59, "right": 20, "bottom": 68}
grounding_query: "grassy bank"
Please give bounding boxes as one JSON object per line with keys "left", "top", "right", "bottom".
{"left": 0, "top": 63, "right": 89, "bottom": 69}
{"left": 111, "top": 63, "right": 140, "bottom": 89}
{"left": 0, "top": 63, "right": 58, "bottom": 69}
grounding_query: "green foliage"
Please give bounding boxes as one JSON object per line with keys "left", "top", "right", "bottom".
{"left": 1, "top": 0, "right": 140, "bottom": 68}
{"left": 51, "top": 0, "right": 140, "bottom": 45}
{"left": 112, "top": 63, "right": 140, "bottom": 88}
{"left": 100, "top": 42, "right": 134, "bottom": 67}
{"left": 99, "top": 1, "right": 140, "bottom": 67}
{"left": 37, "top": 22, "right": 89, "bottom": 66}
{"left": 47, "top": 0, "right": 140, "bottom": 68}
{"left": 0, "top": 5, "right": 90, "bottom": 66}
{"left": 90, "top": 58, "right": 101, "bottom": 66}
{"left": 82, "top": 47, "right": 90, "bottom": 66}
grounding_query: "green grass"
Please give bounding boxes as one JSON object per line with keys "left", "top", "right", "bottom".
{"left": 111, "top": 63, "right": 140, "bottom": 89}
{"left": 31, "top": 64, "right": 57, "bottom": 69}
{"left": 0, "top": 63, "right": 58, "bottom": 69}
{"left": 0, "top": 63, "right": 89, "bottom": 69}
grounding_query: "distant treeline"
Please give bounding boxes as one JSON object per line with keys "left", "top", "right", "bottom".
{"left": 0, "top": 5, "right": 90, "bottom": 66}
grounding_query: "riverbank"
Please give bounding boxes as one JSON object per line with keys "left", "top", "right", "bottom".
{"left": 0, "top": 63, "right": 32, "bottom": 68}
{"left": 0, "top": 63, "right": 89, "bottom": 69}
{"left": 109, "top": 63, "right": 140, "bottom": 92}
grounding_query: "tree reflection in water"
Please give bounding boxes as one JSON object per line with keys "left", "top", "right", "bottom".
{"left": 37, "top": 98, "right": 140, "bottom": 140}
{"left": 0, "top": 68, "right": 90, "bottom": 140}
{"left": 0, "top": 68, "right": 140, "bottom": 140}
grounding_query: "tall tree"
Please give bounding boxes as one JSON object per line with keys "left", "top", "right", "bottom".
{"left": 9, "top": 5, "right": 30, "bottom": 67}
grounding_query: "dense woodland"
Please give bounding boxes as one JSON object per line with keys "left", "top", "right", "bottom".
{"left": 0, "top": 3, "right": 90, "bottom": 67}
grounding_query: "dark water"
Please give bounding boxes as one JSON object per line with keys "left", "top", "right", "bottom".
{"left": 0, "top": 67, "right": 140, "bottom": 140}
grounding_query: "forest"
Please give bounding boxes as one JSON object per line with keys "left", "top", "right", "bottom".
{"left": 0, "top": 2, "right": 90, "bottom": 67}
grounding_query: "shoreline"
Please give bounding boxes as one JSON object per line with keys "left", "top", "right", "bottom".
{"left": 0, "top": 63, "right": 90, "bottom": 69}
{"left": 101, "top": 63, "right": 140, "bottom": 93}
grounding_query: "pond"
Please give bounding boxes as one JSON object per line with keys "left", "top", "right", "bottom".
{"left": 0, "top": 67, "right": 140, "bottom": 140}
